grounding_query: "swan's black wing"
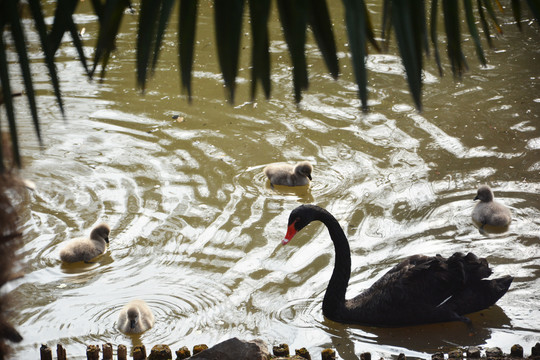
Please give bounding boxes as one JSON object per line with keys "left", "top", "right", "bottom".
{"left": 344, "top": 252, "right": 512, "bottom": 326}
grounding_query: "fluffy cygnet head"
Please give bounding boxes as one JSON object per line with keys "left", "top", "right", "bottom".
{"left": 295, "top": 161, "right": 313, "bottom": 180}
{"left": 90, "top": 223, "right": 110, "bottom": 243}
{"left": 127, "top": 307, "right": 140, "bottom": 330}
{"left": 474, "top": 185, "right": 494, "bottom": 202}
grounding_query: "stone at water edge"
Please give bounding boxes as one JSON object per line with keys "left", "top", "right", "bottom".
{"left": 190, "top": 337, "right": 269, "bottom": 360}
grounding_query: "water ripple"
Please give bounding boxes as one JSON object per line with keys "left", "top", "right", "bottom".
{"left": 9, "top": 5, "right": 540, "bottom": 359}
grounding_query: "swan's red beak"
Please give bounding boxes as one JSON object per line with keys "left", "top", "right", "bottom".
{"left": 282, "top": 221, "right": 297, "bottom": 245}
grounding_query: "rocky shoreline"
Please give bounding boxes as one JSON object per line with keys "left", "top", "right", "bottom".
{"left": 39, "top": 338, "right": 540, "bottom": 360}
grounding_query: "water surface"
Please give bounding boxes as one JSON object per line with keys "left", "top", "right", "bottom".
{"left": 6, "top": 1, "right": 540, "bottom": 359}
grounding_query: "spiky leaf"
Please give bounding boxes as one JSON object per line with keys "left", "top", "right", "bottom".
{"left": 277, "top": 0, "right": 308, "bottom": 103}
{"left": 214, "top": 0, "right": 245, "bottom": 103}
{"left": 178, "top": 0, "right": 198, "bottom": 101}
{"left": 307, "top": 0, "right": 339, "bottom": 79}
{"left": 248, "top": 0, "right": 271, "bottom": 100}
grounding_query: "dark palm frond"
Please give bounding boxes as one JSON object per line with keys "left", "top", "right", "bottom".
{"left": 2, "top": 0, "right": 540, "bottom": 175}
{"left": 524, "top": 0, "right": 540, "bottom": 24}
{"left": 342, "top": 0, "right": 367, "bottom": 111}
{"left": 0, "top": 0, "right": 67, "bottom": 170}
{"left": 417, "top": 0, "right": 430, "bottom": 57}
{"left": 385, "top": 0, "right": 426, "bottom": 110}
{"left": 511, "top": 0, "right": 523, "bottom": 30}
{"left": 343, "top": 0, "right": 376, "bottom": 112}
{"left": 151, "top": 0, "right": 176, "bottom": 73}
{"left": 415, "top": 0, "right": 429, "bottom": 70}
{"left": 5, "top": 0, "right": 41, "bottom": 148}
{"left": 136, "top": 0, "right": 176, "bottom": 90}
{"left": 48, "top": 0, "right": 91, "bottom": 75}
{"left": 87, "top": 0, "right": 535, "bottom": 111}
{"left": 0, "top": 32, "right": 21, "bottom": 169}
{"left": 307, "top": 0, "right": 339, "bottom": 79}
{"left": 91, "top": 0, "right": 131, "bottom": 79}
{"left": 27, "top": 0, "right": 64, "bottom": 117}
{"left": 178, "top": 0, "right": 198, "bottom": 102}
{"left": 443, "top": 0, "right": 468, "bottom": 78}
{"left": 248, "top": 0, "right": 271, "bottom": 100}
{"left": 430, "top": 0, "right": 444, "bottom": 76}
{"left": 137, "top": 0, "right": 161, "bottom": 90}
{"left": 513, "top": 0, "right": 540, "bottom": 29}
{"left": 477, "top": 0, "right": 494, "bottom": 47}
{"left": 463, "top": 0, "right": 487, "bottom": 66}
{"left": 48, "top": 0, "right": 80, "bottom": 54}
{"left": 97, "top": 48, "right": 113, "bottom": 81}
{"left": 214, "top": 0, "right": 245, "bottom": 103}
{"left": 381, "top": 0, "right": 393, "bottom": 48}
{"left": 90, "top": 0, "right": 106, "bottom": 23}
{"left": 365, "top": 6, "right": 381, "bottom": 52}
{"left": 277, "top": 0, "right": 309, "bottom": 103}
{"left": 480, "top": 0, "right": 503, "bottom": 34}
{"left": 67, "top": 14, "right": 90, "bottom": 75}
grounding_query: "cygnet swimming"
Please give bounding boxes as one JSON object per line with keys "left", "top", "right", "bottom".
{"left": 59, "top": 223, "right": 110, "bottom": 263}
{"left": 117, "top": 299, "right": 155, "bottom": 334}
{"left": 263, "top": 161, "right": 313, "bottom": 186}
{"left": 472, "top": 185, "right": 512, "bottom": 227}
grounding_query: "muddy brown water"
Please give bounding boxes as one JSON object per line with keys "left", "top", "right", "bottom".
{"left": 4, "top": 1, "right": 540, "bottom": 359}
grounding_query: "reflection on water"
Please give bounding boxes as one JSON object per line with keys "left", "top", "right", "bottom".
{"left": 6, "top": 2, "right": 540, "bottom": 359}
{"left": 322, "top": 306, "right": 513, "bottom": 360}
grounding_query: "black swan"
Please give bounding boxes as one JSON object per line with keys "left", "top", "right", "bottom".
{"left": 282, "top": 204, "right": 513, "bottom": 326}
{"left": 473, "top": 185, "right": 512, "bottom": 228}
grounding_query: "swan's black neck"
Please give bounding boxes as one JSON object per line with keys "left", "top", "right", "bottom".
{"left": 314, "top": 208, "right": 352, "bottom": 319}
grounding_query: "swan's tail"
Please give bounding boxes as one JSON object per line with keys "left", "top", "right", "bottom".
{"left": 486, "top": 275, "right": 514, "bottom": 304}
{"left": 450, "top": 275, "right": 513, "bottom": 315}
{"left": 442, "top": 252, "right": 513, "bottom": 315}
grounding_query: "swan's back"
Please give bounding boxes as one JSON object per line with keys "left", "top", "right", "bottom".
{"left": 341, "top": 252, "right": 513, "bottom": 326}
